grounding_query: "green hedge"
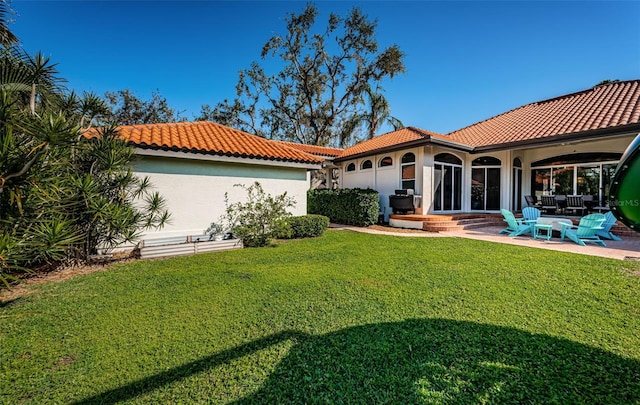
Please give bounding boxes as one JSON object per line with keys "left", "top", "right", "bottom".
{"left": 307, "top": 188, "right": 379, "bottom": 227}
{"left": 284, "top": 215, "right": 330, "bottom": 239}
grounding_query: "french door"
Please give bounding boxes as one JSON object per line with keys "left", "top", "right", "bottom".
{"left": 471, "top": 167, "right": 501, "bottom": 210}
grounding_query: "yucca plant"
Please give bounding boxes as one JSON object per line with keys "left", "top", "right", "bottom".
{"left": 0, "top": 35, "right": 170, "bottom": 286}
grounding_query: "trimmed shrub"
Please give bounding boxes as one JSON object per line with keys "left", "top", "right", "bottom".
{"left": 308, "top": 188, "right": 379, "bottom": 227}
{"left": 285, "top": 215, "right": 330, "bottom": 239}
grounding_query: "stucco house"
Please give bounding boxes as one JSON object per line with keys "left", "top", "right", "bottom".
{"left": 333, "top": 80, "right": 640, "bottom": 224}
{"left": 109, "top": 80, "right": 639, "bottom": 239}
{"left": 113, "top": 121, "right": 323, "bottom": 239}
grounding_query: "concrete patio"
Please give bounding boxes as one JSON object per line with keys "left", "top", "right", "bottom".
{"left": 330, "top": 224, "right": 640, "bottom": 261}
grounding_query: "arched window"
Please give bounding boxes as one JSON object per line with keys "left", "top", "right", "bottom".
{"left": 379, "top": 156, "right": 393, "bottom": 167}
{"left": 435, "top": 153, "right": 462, "bottom": 165}
{"left": 360, "top": 160, "right": 373, "bottom": 170}
{"left": 345, "top": 163, "right": 356, "bottom": 172}
{"left": 472, "top": 156, "right": 501, "bottom": 166}
{"left": 401, "top": 152, "right": 416, "bottom": 190}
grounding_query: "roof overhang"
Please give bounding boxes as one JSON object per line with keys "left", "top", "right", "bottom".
{"left": 134, "top": 146, "right": 323, "bottom": 170}
{"left": 470, "top": 123, "right": 640, "bottom": 153}
{"left": 334, "top": 136, "right": 473, "bottom": 163}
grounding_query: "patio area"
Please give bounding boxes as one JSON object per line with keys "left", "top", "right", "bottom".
{"left": 331, "top": 223, "right": 640, "bottom": 261}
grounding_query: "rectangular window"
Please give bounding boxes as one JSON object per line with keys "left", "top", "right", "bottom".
{"left": 401, "top": 164, "right": 415, "bottom": 190}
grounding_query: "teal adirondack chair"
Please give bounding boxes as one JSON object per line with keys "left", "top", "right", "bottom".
{"left": 596, "top": 211, "right": 622, "bottom": 241}
{"left": 522, "top": 207, "right": 541, "bottom": 223}
{"left": 500, "top": 209, "right": 533, "bottom": 237}
{"left": 560, "top": 213, "right": 607, "bottom": 246}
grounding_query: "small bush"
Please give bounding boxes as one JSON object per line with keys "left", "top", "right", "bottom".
{"left": 308, "top": 188, "right": 379, "bottom": 227}
{"left": 208, "top": 182, "right": 295, "bottom": 247}
{"left": 281, "top": 215, "right": 330, "bottom": 239}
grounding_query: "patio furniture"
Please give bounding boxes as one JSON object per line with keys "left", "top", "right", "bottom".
{"left": 389, "top": 190, "right": 415, "bottom": 214}
{"left": 582, "top": 195, "right": 596, "bottom": 213}
{"left": 596, "top": 211, "right": 622, "bottom": 241}
{"left": 540, "top": 195, "right": 557, "bottom": 214}
{"left": 536, "top": 217, "right": 573, "bottom": 232}
{"left": 524, "top": 195, "right": 540, "bottom": 208}
{"left": 522, "top": 206, "right": 541, "bottom": 222}
{"left": 555, "top": 195, "right": 567, "bottom": 214}
{"left": 500, "top": 209, "right": 533, "bottom": 237}
{"left": 565, "top": 195, "right": 587, "bottom": 216}
{"left": 533, "top": 223, "right": 553, "bottom": 240}
{"left": 560, "top": 213, "right": 607, "bottom": 247}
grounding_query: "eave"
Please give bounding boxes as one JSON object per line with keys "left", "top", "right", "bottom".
{"left": 334, "top": 136, "right": 473, "bottom": 163}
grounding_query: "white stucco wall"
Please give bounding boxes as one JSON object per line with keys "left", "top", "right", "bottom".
{"left": 337, "top": 133, "right": 637, "bottom": 216}
{"left": 133, "top": 153, "right": 315, "bottom": 239}
{"left": 340, "top": 148, "right": 422, "bottom": 219}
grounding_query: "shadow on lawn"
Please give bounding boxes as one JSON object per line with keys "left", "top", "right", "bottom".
{"left": 75, "top": 319, "right": 640, "bottom": 404}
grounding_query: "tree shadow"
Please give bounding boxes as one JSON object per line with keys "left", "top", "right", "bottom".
{"left": 76, "top": 319, "right": 640, "bottom": 404}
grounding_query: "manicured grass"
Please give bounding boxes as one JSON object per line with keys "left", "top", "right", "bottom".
{"left": 1, "top": 230, "right": 639, "bottom": 404}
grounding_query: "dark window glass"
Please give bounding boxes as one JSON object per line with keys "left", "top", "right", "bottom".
{"left": 435, "top": 153, "right": 462, "bottom": 165}
{"left": 379, "top": 156, "right": 393, "bottom": 167}
{"left": 401, "top": 153, "right": 415, "bottom": 164}
{"left": 346, "top": 163, "right": 356, "bottom": 172}
{"left": 472, "top": 156, "right": 501, "bottom": 166}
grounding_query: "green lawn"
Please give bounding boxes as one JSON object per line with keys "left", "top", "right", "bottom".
{"left": 1, "top": 230, "right": 639, "bottom": 404}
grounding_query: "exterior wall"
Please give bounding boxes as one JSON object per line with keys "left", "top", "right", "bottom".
{"left": 338, "top": 133, "right": 637, "bottom": 216}
{"left": 516, "top": 134, "right": 635, "bottom": 208}
{"left": 134, "top": 155, "right": 312, "bottom": 239}
{"left": 340, "top": 148, "right": 423, "bottom": 220}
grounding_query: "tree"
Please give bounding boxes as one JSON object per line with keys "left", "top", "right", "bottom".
{"left": 0, "top": 35, "right": 170, "bottom": 285}
{"left": 206, "top": 4, "right": 405, "bottom": 147}
{"left": 342, "top": 85, "right": 404, "bottom": 145}
{"left": 0, "top": 0, "right": 17, "bottom": 48}
{"left": 103, "top": 89, "right": 184, "bottom": 125}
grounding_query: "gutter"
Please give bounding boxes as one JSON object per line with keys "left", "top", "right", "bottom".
{"left": 133, "top": 146, "right": 323, "bottom": 170}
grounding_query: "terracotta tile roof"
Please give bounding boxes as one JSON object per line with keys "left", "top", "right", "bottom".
{"left": 448, "top": 80, "right": 640, "bottom": 147}
{"left": 338, "top": 126, "right": 451, "bottom": 159}
{"left": 273, "top": 141, "right": 343, "bottom": 158}
{"left": 88, "top": 121, "right": 323, "bottom": 164}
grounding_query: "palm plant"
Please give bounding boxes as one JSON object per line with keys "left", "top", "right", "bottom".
{"left": 341, "top": 86, "right": 403, "bottom": 147}
{"left": 0, "top": 35, "right": 170, "bottom": 286}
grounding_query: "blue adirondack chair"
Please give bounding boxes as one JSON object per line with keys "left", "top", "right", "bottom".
{"left": 560, "top": 213, "right": 607, "bottom": 246}
{"left": 522, "top": 207, "right": 541, "bottom": 223}
{"left": 500, "top": 209, "right": 533, "bottom": 237}
{"left": 596, "top": 211, "right": 622, "bottom": 241}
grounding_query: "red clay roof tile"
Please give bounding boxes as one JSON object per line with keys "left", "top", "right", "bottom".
{"left": 89, "top": 121, "right": 323, "bottom": 165}
{"left": 273, "top": 141, "right": 343, "bottom": 158}
{"left": 447, "top": 80, "right": 640, "bottom": 147}
{"left": 339, "top": 127, "right": 448, "bottom": 159}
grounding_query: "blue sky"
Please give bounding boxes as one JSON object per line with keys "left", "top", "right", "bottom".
{"left": 10, "top": 0, "right": 640, "bottom": 135}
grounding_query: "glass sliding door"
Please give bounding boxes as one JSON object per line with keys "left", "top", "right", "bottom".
{"left": 433, "top": 153, "right": 463, "bottom": 212}
{"left": 471, "top": 168, "right": 485, "bottom": 210}
{"left": 471, "top": 156, "right": 501, "bottom": 211}
{"left": 577, "top": 166, "right": 600, "bottom": 196}
{"left": 552, "top": 166, "right": 574, "bottom": 195}
{"left": 512, "top": 158, "right": 522, "bottom": 211}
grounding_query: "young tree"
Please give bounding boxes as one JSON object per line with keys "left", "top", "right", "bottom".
{"left": 206, "top": 4, "right": 405, "bottom": 147}
{"left": 208, "top": 182, "right": 295, "bottom": 247}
